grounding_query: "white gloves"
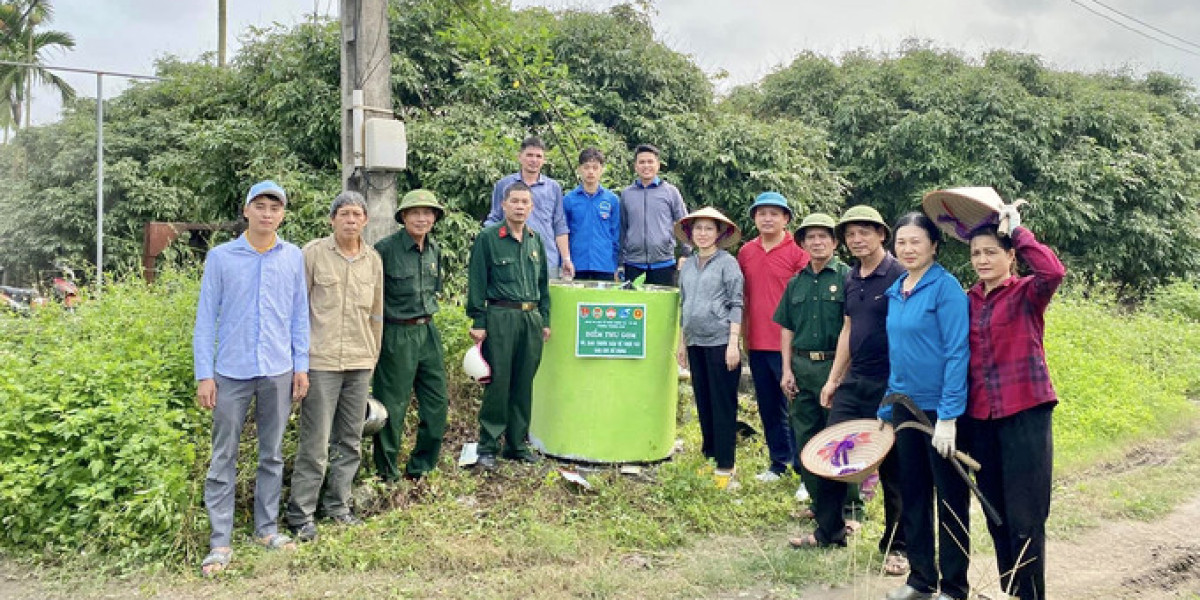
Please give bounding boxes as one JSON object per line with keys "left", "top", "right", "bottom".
{"left": 932, "top": 419, "right": 957, "bottom": 459}
{"left": 997, "top": 199, "right": 1027, "bottom": 237}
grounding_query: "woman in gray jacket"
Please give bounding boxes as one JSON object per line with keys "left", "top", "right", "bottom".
{"left": 675, "top": 207, "right": 744, "bottom": 489}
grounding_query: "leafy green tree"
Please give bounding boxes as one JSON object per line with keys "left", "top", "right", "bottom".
{"left": 736, "top": 44, "right": 1200, "bottom": 291}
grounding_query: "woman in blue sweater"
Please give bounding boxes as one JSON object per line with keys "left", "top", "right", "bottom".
{"left": 878, "top": 212, "right": 970, "bottom": 600}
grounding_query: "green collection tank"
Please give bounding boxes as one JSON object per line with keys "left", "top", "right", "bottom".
{"left": 530, "top": 281, "right": 679, "bottom": 463}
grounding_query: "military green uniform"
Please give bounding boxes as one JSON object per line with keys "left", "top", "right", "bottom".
{"left": 773, "top": 258, "right": 849, "bottom": 497}
{"left": 466, "top": 222, "right": 551, "bottom": 459}
{"left": 372, "top": 230, "right": 448, "bottom": 480}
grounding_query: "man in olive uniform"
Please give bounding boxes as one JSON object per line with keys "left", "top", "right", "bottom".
{"left": 372, "top": 189, "right": 449, "bottom": 482}
{"left": 467, "top": 181, "right": 551, "bottom": 469}
{"left": 775, "top": 213, "right": 849, "bottom": 531}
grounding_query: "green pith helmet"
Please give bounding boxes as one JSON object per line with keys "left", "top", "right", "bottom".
{"left": 835, "top": 205, "right": 890, "bottom": 241}
{"left": 394, "top": 189, "right": 445, "bottom": 223}
{"left": 794, "top": 212, "right": 838, "bottom": 243}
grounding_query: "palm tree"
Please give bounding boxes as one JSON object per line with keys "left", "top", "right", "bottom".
{"left": 0, "top": 0, "right": 76, "bottom": 131}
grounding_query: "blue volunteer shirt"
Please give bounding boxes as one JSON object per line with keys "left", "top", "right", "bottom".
{"left": 878, "top": 262, "right": 969, "bottom": 422}
{"left": 563, "top": 183, "right": 621, "bottom": 274}
{"left": 193, "top": 234, "right": 310, "bottom": 380}
{"left": 484, "top": 172, "right": 568, "bottom": 270}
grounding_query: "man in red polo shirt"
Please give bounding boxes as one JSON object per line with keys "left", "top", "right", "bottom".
{"left": 736, "top": 192, "right": 810, "bottom": 482}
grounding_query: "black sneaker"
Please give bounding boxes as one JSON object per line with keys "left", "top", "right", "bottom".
{"left": 331, "top": 513, "right": 363, "bottom": 527}
{"left": 288, "top": 521, "right": 318, "bottom": 542}
{"left": 477, "top": 454, "right": 497, "bottom": 470}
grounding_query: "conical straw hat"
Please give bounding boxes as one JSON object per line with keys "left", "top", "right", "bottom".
{"left": 674, "top": 206, "right": 742, "bottom": 249}
{"left": 800, "top": 419, "right": 896, "bottom": 484}
{"left": 922, "top": 187, "right": 1005, "bottom": 242}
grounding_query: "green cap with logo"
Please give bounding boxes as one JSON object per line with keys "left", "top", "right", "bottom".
{"left": 835, "top": 205, "right": 890, "bottom": 241}
{"left": 794, "top": 212, "right": 838, "bottom": 243}
{"left": 394, "top": 189, "right": 445, "bottom": 223}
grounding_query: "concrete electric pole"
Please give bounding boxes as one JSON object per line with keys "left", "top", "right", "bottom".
{"left": 340, "top": 0, "right": 399, "bottom": 245}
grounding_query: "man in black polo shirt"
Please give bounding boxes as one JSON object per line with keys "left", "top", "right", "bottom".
{"left": 809, "top": 206, "right": 908, "bottom": 573}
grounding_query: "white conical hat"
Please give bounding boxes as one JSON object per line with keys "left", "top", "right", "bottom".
{"left": 921, "top": 187, "right": 1005, "bottom": 242}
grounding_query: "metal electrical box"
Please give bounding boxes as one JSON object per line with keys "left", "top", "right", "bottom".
{"left": 364, "top": 118, "right": 407, "bottom": 171}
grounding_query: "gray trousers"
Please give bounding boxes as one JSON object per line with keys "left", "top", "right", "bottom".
{"left": 286, "top": 369, "right": 370, "bottom": 525}
{"left": 205, "top": 372, "right": 293, "bottom": 549}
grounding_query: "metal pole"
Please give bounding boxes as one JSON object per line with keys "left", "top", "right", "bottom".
{"left": 96, "top": 73, "right": 103, "bottom": 294}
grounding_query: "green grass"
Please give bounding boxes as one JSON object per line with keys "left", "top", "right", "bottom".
{"left": 3, "top": 284, "right": 1200, "bottom": 598}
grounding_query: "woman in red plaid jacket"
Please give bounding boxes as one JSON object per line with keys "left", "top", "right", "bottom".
{"left": 965, "top": 213, "right": 1066, "bottom": 600}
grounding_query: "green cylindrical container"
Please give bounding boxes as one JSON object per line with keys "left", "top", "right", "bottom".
{"left": 530, "top": 281, "right": 679, "bottom": 463}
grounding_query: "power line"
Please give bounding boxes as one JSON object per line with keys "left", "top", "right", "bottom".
{"left": 1089, "top": 0, "right": 1200, "bottom": 51}
{"left": 1069, "top": 0, "right": 1200, "bottom": 58}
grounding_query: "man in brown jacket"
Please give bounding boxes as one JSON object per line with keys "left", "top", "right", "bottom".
{"left": 286, "top": 190, "right": 384, "bottom": 542}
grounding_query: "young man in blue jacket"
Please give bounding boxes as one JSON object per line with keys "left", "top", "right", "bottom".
{"left": 563, "top": 147, "right": 621, "bottom": 281}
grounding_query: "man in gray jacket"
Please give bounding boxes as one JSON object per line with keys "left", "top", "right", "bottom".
{"left": 619, "top": 144, "right": 688, "bottom": 286}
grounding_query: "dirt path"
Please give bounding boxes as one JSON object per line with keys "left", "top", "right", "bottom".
{"left": 797, "top": 494, "right": 1200, "bottom": 600}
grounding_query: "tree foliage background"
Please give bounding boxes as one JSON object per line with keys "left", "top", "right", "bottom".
{"left": 1, "top": 2, "right": 1196, "bottom": 293}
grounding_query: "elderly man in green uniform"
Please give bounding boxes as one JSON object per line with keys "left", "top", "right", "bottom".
{"left": 775, "top": 213, "right": 849, "bottom": 514}
{"left": 372, "top": 189, "right": 449, "bottom": 482}
{"left": 467, "top": 181, "right": 551, "bottom": 469}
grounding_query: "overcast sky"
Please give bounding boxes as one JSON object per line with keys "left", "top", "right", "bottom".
{"left": 25, "top": 0, "right": 1200, "bottom": 126}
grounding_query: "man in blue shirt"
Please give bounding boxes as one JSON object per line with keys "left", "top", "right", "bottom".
{"left": 194, "top": 180, "right": 310, "bottom": 577}
{"left": 484, "top": 136, "right": 574, "bottom": 279}
{"left": 563, "top": 147, "right": 621, "bottom": 281}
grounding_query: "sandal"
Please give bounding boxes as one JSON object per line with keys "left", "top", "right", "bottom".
{"left": 255, "top": 533, "right": 297, "bottom": 551}
{"left": 883, "top": 551, "right": 910, "bottom": 576}
{"left": 200, "top": 547, "right": 232, "bottom": 578}
{"left": 787, "top": 533, "right": 823, "bottom": 549}
{"left": 844, "top": 519, "right": 862, "bottom": 535}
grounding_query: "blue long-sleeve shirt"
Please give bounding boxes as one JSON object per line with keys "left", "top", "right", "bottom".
{"left": 563, "top": 184, "right": 621, "bottom": 274}
{"left": 484, "top": 172, "right": 568, "bottom": 270}
{"left": 878, "top": 262, "right": 969, "bottom": 422}
{"left": 193, "top": 235, "right": 310, "bottom": 381}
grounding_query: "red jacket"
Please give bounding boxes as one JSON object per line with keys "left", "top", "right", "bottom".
{"left": 967, "top": 227, "right": 1066, "bottom": 420}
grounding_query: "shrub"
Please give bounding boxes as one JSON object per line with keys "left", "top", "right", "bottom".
{"left": 0, "top": 272, "right": 204, "bottom": 564}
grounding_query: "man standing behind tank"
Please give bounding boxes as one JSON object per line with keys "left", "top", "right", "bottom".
{"left": 619, "top": 144, "right": 688, "bottom": 286}
{"left": 484, "top": 136, "right": 574, "bottom": 279}
{"left": 371, "top": 190, "right": 450, "bottom": 483}
{"left": 467, "top": 181, "right": 551, "bottom": 469}
{"left": 286, "top": 191, "right": 383, "bottom": 542}
{"left": 736, "top": 192, "right": 810, "bottom": 482}
{"left": 775, "top": 213, "right": 848, "bottom": 515}
{"left": 564, "top": 147, "right": 621, "bottom": 281}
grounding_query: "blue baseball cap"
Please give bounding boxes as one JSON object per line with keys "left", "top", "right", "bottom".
{"left": 245, "top": 180, "right": 288, "bottom": 206}
{"left": 748, "top": 191, "right": 792, "bottom": 220}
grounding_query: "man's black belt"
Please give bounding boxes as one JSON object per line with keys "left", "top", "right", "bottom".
{"left": 385, "top": 315, "right": 431, "bottom": 326}
{"left": 801, "top": 351, "right": 836, "bottom": 361}
{"left": 487, "top": 299, "right": 537, "bottom": 311}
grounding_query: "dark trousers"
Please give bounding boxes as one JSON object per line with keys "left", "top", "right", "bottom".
{"left": 813, "top": 373, "right": 905, "bottom": 552}
{"left": 687, "top": 345, "right": 741, "bottom": 470}
{"left": 895, "top": 405, "right": 971, "bottom": 599}
{"left": 477, "top": 306, "right": 545, "bottom": 458}
{"left": 574, "top": 270, "right": 616, "bottom": 282}
{"left": 624, "top": 263, "right": 675, "bottom": 287}
{"left": 747, "top": 350, "right": 797, "bottom": 474}
{"left": 967, "top": 404, "right": 1053, "bottom": 600}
